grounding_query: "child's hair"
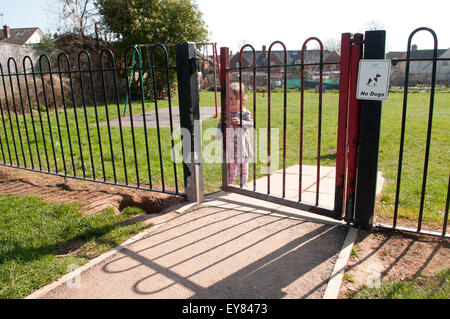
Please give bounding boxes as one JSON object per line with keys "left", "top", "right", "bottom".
{"left": 230, "top": 82, "right": 247, "bottom": 106}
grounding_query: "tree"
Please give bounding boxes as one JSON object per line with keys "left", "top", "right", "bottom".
{"left": 323, "top": 38, "right": 341, "bottom": 55}
{"left": 54, "top": 0, "right": 100, "bottom": 36}
{"left": 95, "top": 0, "right": 209, "bottom": 99}
{"left": 35, "top": 32, "right": 57, "bottom": 52}
{"left": 95, "top": 0, "right": 208, "bottom": 48}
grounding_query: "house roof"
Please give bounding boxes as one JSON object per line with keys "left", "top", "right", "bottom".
{"left": 234, "top": 49, "right": 334, "bottom": 67}
{"left": 409, "top": 49, "right": 446, "bottom": 59}
{"left": 386, "top": 51, "right": 406, "bottom": 60}
{"left": 0, "top": 27, "right": 42, "bottom": 45}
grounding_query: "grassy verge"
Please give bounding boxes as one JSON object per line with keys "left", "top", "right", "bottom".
{"left": 0, "top": 193, "right": 149, "bottom": 299}
{"left": 350, "top": 269, "right": 450, "bottom": 299}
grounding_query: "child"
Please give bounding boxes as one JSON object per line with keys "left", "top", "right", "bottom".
{"left": 216, "top": 82, "right": 253, "bottom": 186}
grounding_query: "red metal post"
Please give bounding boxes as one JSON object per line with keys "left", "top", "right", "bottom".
{"left": 345, "top": 34, "right": 363, "bottom": 221}
{"left": 334, "top": 33, "right": 352, "bottom": 219}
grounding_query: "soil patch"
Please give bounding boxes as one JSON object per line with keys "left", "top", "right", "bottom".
{"left": 0, "top": 166, "right": 184, "bottom": 215}
{"left": 338, "top": 228, "right": 450, "bottom": 298}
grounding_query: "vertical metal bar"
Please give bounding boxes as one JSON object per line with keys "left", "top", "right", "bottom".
{"left": 345, "top": 34, "right": 363, "bottom": 221}
{"left": 417, "top": 30, "right": 438, "bottom": 233}
{"left": 239, "top": 50, "right": 243, "bottom": 188}
{"left": 316, "top": 50, "right": 323, "bottom": 206}
{"left": 39, "top": 55, "right": 59, "bottom": 173}
{"left": 10, "top": 58, "right": 34, "bottom": 169}
{"left": 85, "top": 54, "right": 105, "bottom": 181}
{"left": 239, "top": 45, "right": 257, "bottom": 191}
{"left": 0, "top": 125, "right": 5, "bottom": 163}
{"left": 160, "top": 45, "right": 179, "bottom": 194}
{"left": 137, "top": 45, "right": 152, "bottom": 189}
{"left": 78, "top": 51, "right": 95, "bottom": 179}
{"left": 100, "top": 49, "right": 117, "bottom": 183}
{"left": 124, "top": 47, "right": 140, "bottom": 187}
{"left": 443, "top": 173, "right": 450, "bottom": 237}
{"left": 30, "top": 58, "right": 51, "bottom": 171}
{"left": 62, "top": 54, "right": 85, "bottom": 178}
{"left": 299, "top": 46, "right": 305, "bottom": 202}
{"left": 334, "top": 33, "right": 351, "bottom": 219}
{"left": 267, "top": 45, "right": 272, "bottom": 195}
{"left": 354, "top": 30, "right": 386, "bottom": 231}
{"left": 220, "top": 47, "right": 230, "bottom": 191}
{"left": 213, "top": 43, "right": 219, "bottom": 118}
{"left": 0, "top": 77, "right": 11, "bottom": 164}
{"left": 393, "top": 27, "right": 438, "bottom": 231}
{"left": 282, "top": 49, "right": 287, "bottom": 198}
{"left": 7, "top": 58, "right": 27, "bottom": 167}
{"left": 23, "top": 57, "right": 42, "bottom": 171}
{"left": 252, "top": 52, "right": 256, "bottom": 192}
{"left": 46, "top": 58, "right": 67, "bottom": 175}
{"left": 111, "top": 51, "right": 128, "bottom": 185}
{"left": 150, "top": 46, "right": 165, "bottom": 191}
{"left": 1, "top": 63, "right": 21, "bottom": 166}
{"left": 57, "top": 55, "right": 76, "bottom": 176}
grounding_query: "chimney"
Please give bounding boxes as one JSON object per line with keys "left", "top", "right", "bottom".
{"left": 262, "top": 45, "right": 267, "bottom": 56}
{"left": 3, "top": 25, "right": 10, "bottom": 38}
{"left": 412, "top": 44, "right": 418, "bottom": 51}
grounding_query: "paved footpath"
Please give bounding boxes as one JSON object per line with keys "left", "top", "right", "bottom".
{"left": 26, "top": 190, "right": 359, "bottom": 299}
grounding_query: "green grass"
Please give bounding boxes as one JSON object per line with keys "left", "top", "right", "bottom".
{"left": 376, "top": 91, "right": 449, "bottom": 225}
{"left": 0, "top": 193, "right": 148, "bottom": 299}
{"left": 351, "top": 269, "right": 450, "bottom": 299}
{"left": 0, "top": 90, "right": 448, "bottom": 225}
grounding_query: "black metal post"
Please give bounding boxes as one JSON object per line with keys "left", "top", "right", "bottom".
{"left": 175, "top": 42, "right": 203, "bottom": 203}
{"left": 354, "top": 30, "right": 386, "bottom": 231}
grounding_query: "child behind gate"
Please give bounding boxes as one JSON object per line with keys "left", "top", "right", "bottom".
{"left": 215, "top": 82, "right": 253, "bottom": 186}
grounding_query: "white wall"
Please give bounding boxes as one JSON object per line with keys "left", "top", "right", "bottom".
{"left": 0, "top": 43, "right": 44, "bottom": 73}
{"left": 25, "top": 30, "right": 45, "bottom": 45}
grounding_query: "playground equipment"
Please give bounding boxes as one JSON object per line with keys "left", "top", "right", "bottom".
{"left": 122, "top": 42, "right": 220, "bottom": 118}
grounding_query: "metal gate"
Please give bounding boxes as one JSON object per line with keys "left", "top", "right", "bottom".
{"left": 218, "top": 34, "right": 363, "bottom": 221}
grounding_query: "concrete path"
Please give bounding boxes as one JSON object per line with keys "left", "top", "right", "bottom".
{"left": 100, "top": 106, "right": 218, "bottom": 128}
{"left": 26, "top": 165, "right": 382, "bottom": 299}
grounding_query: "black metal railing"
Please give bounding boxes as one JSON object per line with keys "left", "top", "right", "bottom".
{"left": 0, "top": 44, "right": 184, "bottom": 196}
{"left": 380, "top": 27, "right": 450, "bottom": 237}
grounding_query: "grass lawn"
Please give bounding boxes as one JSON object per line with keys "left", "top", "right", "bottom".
{"left": 350, "top": 268, "right": 450, "bottom": 299}
{"left": 0, "top": 193, "right": 149, "bottom": 299}
{"left": 0, "top": 90, "right": 449, "bottom": 225}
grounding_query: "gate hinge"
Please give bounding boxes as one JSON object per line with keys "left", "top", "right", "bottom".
{"left": 351, "top": 34, "right": 365, "bottom": 45}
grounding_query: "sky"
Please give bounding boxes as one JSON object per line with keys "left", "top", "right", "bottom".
{"left": 1, "top": 0, "right": 449, "bottom": 53}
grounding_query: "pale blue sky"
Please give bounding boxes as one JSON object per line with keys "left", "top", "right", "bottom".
{"left": 1, "top": 0, "right": 448, "bottom": 52}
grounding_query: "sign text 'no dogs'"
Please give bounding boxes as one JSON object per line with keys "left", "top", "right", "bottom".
{"left": 356, "top": 59, "right": 391, "bottom": 101}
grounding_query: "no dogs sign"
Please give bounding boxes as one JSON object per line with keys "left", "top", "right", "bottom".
{"left": 356, "top": 59, "right": 391, "bottom": 101}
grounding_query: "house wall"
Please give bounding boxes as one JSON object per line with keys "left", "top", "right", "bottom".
{"left": 0, "top": 43, "right": 44, "bottom": 72}
{"left": 25, "top": 30, "right": 45, "bottom": 45}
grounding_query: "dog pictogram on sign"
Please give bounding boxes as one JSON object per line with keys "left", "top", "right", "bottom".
{"left": 357, "top": 60, "right": 391, "bottom": 101}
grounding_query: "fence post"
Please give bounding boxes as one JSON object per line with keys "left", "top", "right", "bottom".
{"left": 345, "top": 33, "right": 363, "bottom": 222}
{"left": 354, "top": 30, "right": 386, "bottom": 230}
{"left": 175, "top": 42, "right": 204, "bottom": 203}
{"left": 334, "top": 33, "right": 351, "bottom": 220}
{"left": 219, "top": 47, "right": 230, "bottom": 191}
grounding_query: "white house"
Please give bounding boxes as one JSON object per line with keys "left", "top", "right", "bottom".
{"left": 0, "top": 25, "right": 45, "bottom": 46}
